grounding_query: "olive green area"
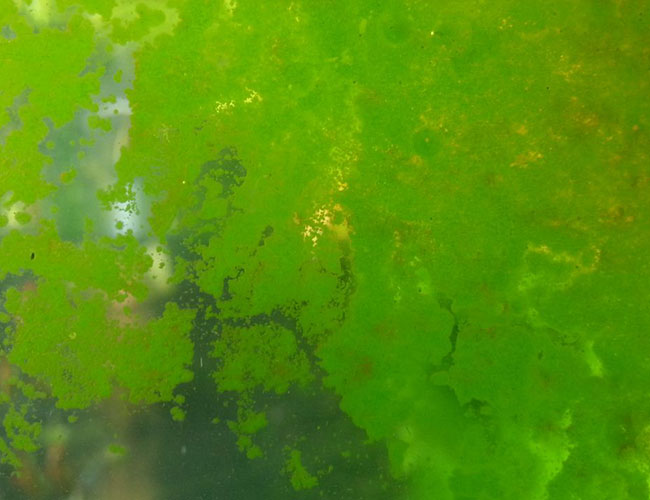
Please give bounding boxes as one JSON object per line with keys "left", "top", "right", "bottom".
{"left": 1, "top": 0, "right": 650, "bottom": 498}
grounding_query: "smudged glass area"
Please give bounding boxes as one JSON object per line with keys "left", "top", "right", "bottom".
{"left": 1, "top": 1, "right": 649, "bottom": 499}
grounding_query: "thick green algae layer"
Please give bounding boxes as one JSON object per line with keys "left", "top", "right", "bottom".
{"left": 1, "top": 0, "right": 650, "bottom": 498}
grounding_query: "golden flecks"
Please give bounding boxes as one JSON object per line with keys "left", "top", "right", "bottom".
{"left": 529, "top": 243, "right": 551, "bottom": 255}
{"left": 520, "top": 243, "right": 601, "bottom": 291}
{"left": 510, "top": 151, "right": 543, "bottom": 168}
{"left": 599, "top": 204, "right": 636, "bottom": 225}
{"left": 215, "top": 100, "right": 236, "bottom": 113}
{"left": 555, "top": 58, "right": 583, "bottom": 83}
{"left": 330, "top": 145, "right": 357, "bottom": 164}
{"left": 314, "top": 207, "right": 332, "bottom": 226}
{"left": 499, "top": 18, "right": 513, "bottom": 30}
{"left": 285, "top": 2, "right": 301, "bottom": 22}
{"left": 580, "top": 113, "right": 599, "bottom": 129}
{"left": 243, "top": 88, "right": 262, "bottom": 104}
{"left": 301, "top": 205, "right": 351, "bottom": 247}
{"left": 328, "top": 144, "right": 357, "bottom": 193}
{"left": 302, "top": 222, "right": 323, "bottom": 247}
{"left": 516, "top": 124, "right": 528, "bottom": 136}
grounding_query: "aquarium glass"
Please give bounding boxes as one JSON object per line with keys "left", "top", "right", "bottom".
{"left": 1, "top": 1, "right": 650, "bottom": 499}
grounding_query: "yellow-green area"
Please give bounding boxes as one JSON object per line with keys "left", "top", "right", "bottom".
{"left": 1, "top": 0, "right": 650, "bottom": 498}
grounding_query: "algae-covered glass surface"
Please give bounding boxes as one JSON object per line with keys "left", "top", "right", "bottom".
{"left": 1, "top": 0, "right": 649, "bottom": 498}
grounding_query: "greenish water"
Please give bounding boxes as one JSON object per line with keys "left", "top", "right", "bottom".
{"left": 1, "top": 1, "right": 649, "bottom": 499}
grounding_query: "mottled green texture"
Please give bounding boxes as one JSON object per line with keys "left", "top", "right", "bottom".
{"left": 213, "top": 324, "right": 313, "bottom": 394}
{"left": 0, "top": 223, "right": 194, "bottom": 409}
{"left": 228, "top": 407, "right": 267, "bottom": 459}
{"left": 2, "top": 405, "right": 40, "bottom": 453}
{"left": 0, "top": 5, "right": 101, "bottom": 206}
{"left": 1, "top": 0, "right": 650, "bottom": 498}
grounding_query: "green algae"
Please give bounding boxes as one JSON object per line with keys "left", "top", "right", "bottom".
{"left": 1, "top": 0, "right": 650, "bottom": 498}
{"left": 284, "top": 448, "right": 319, "bottom": 491}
